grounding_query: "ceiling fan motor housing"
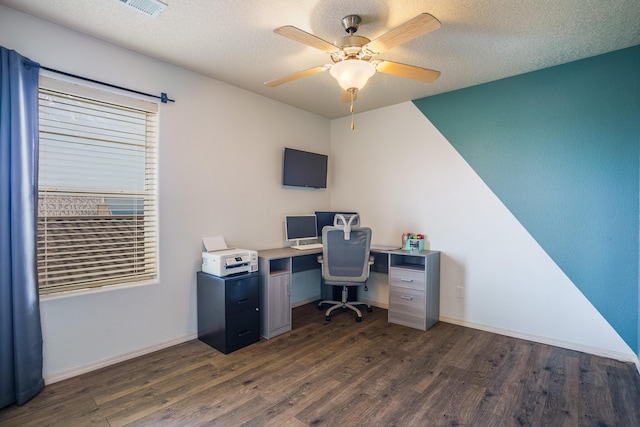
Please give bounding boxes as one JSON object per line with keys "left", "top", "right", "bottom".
{"left": 334, "top": 35, "right": 371, "bottom": 60}
{"left": 341, "top": 15, "right": 362, "bottom": 34}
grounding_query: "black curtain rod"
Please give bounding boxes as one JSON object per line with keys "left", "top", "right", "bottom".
{"left": 38, "top": 65, "right": 175, "bottom": 104}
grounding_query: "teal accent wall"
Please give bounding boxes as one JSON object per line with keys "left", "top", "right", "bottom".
{"left": 414, "top": 45, "right": 640, "bottom": 353}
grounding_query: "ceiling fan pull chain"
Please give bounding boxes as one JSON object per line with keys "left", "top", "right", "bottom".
{"left": 350, "top": 90, "right": 355, "bottom": 130}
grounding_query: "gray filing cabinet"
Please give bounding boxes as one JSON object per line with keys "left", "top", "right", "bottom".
{"left": 387, "top": 250, "right": 440, "bottom": 331}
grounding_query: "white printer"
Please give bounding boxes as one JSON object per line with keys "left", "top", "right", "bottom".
{"left": 201, "top": 236, "right": 258, "bottom": 277}
{"left": 202, "top": 248, "right": 258, "bottom": 277}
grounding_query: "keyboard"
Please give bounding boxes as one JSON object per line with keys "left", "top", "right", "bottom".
{"left": 291, "top": 243, "right": 324, "bottom": 250}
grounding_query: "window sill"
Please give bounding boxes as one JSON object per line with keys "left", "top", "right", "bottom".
{"left": 39, "top": 278, "right": 159, "bottom": 301}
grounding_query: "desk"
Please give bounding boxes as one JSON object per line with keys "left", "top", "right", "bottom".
{"left": 257, "top": 247, "right": 440, "bottom": 339}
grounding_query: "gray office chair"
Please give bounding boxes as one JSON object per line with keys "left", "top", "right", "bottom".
{"left": 317, "top": 217, "right": 373, "bottom": 322}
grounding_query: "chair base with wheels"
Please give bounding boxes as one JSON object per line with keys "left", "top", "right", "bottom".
{"left": 318, "top": 284, "right": 372, "bottom": 322}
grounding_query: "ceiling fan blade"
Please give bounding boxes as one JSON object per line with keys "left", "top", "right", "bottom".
{"left": 341, "top": 89, "right": 357, "bottom": 103}
{"left": 376, "top": 61, "right": 441, "bottom": 83}
{"left": 274, "top": 26, "right": 340, "bottom": 53}
{"left": 365, "top": 13, "right": 441, "bottom": 54}
{"left": 264, "top": 65, "right": 329, "bottom": 87}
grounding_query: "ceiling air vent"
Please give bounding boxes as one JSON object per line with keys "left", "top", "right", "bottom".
{"left": 116, "top": 0, "right": 167, "bottom": 18}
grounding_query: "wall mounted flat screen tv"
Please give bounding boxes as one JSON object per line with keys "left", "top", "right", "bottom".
{"left": 282, "top": 147, "right": 328, "bottom": 189}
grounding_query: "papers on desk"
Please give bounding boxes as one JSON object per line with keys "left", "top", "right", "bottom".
{"left": 203, "top": 235, "right": 229, "bottom": 252}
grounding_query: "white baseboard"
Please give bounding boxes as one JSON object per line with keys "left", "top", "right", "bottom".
{"left": 44, "top": 333, "right": 198, "bottom": 385}
{"left": 363, "top": 299, "right": 388, "bottom": 310}
{"left": 439, "top": 315, "right": 640, "bottom": 370}
{"left": 292, "top": 296, "right": 320, "bottom": 308}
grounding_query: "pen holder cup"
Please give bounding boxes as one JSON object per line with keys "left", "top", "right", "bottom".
{"left": 403, "top": 239, "right": 424, "bottom": 251}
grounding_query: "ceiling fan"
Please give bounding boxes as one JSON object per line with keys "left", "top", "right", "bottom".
{"left": 265, "top": 13, "right": 442, "bottom": 116}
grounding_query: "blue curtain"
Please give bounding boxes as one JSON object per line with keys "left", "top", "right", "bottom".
{"left": 0, "top": 47, "right": 44, "bottom": 408}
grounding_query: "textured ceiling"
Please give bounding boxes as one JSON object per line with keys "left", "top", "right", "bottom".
{"left": 1, "top": 0, "right": 639, "bottom": 119}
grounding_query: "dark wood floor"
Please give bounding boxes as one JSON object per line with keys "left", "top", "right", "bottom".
{"left": 2, "top": 303, "right": 639, "bottom": 426}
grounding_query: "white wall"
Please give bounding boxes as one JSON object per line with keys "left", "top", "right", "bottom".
{"left": 330, "top": 103, "right": 635, "bottom": 362}
{"left": 1, "top": 6, "right": 330, "bottom": 382}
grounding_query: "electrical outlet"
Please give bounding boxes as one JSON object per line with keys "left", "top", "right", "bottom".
{"left": 456, "top": 286, "right": 464, "bottom": 298}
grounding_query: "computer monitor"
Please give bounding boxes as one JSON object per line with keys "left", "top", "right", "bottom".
{"left": 284, "top": 215, "right": 318, "bottom": 245}
{"left": 315, "top": 211, "right": 358, "bottom": 237}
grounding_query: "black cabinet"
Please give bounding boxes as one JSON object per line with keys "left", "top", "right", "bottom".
{"left": 197, "top": 271, "right": 260, "bottom": 354}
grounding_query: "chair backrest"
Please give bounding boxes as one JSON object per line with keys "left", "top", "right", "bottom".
{"left": 333, "top": 213, "right": 360, "bottom": 240}
{"left": 321, "top": 226, "right": 372, "bottom": 283}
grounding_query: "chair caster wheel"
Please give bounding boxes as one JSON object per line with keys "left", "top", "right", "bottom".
{"left": 356, "top": 317, "right": 362, "bottom": 322}
{"left": 367, "top": 307, "right": 373, "bottom": 312}
{"left": 325, "top": 316, "right": 331, "bottom": 321}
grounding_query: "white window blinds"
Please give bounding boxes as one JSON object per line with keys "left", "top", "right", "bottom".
{"left": 37, "top": 77, "right": 158, "bottom": 295}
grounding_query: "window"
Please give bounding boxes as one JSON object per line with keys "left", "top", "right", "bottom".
{"left": 37, "top": 77, "right": 158, "bottom": 295}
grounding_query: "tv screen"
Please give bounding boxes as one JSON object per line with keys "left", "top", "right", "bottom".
{"left": 282, "top": 148, "right": 328, "bottom": 189}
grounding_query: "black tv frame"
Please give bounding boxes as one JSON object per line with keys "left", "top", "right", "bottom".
{"left": 282, "top": 147, "right": 328, "bottom": 189}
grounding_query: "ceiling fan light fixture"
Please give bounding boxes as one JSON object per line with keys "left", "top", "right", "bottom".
{"left": 329, "top": 60, "right": 376, "bottom": 91}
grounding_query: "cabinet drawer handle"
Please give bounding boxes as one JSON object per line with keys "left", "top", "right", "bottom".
{"left": 401, "top": 278, "right": 414, "bottom": 282}
{"left": 237, "top": 299, "right": 249, "bottom": 305}
{"left": 238, "top": 330, "right": 250, "bottom": 337}
{"left": 400, "top": 295, "right": 413, "bottom": 300}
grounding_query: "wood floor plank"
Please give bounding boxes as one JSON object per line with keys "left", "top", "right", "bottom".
{"left": 291, "top": 374, "right": 376, "bottom": 425}
{"left": 606, "top": 362, "right": 640, "bottom": 426}
{"left": 424, "top": 365, "right": 489, "bottom": 423}
{"left": 358, "top": 386, "right": 424, "bottom": 425}
{"left": 577, "top": 350, "right": 640, "bottom": 426}
{"left": 105, "top": 352, "right": 287, "bottom": 426}
{"left": 1, "top": 302, "right": 639, "bottom": 426}
{"left": 407, "top": 324, "right": 482, "bottom": 394}
{"left": 0, "top": 377, "right": 107, "bottom": 427}
{"left": 83, "top": 343, "right": 218, "bottom": 405}
{"left": 538, "top": 348, "right": 580, "bottom": 426}
{"left": 470, "top": 337, "right": 535, "bottom": 424}
{"left": 235, "top": 370, "right": 343, "bottom": 425}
